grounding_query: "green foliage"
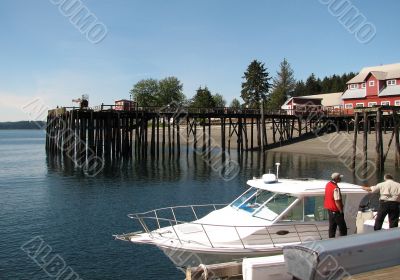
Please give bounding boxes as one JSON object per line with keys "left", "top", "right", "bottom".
{"left": 292, "top": 81, "right": 307, "bottom": 97}
{"left": 305, "top": 73, "right": 322, "bottom": 95}
{"left": 130, "top": 79, "right": 159, "bottom": 107}
{"left": 190, "top": 86, "right": 216, "bottom": 108}
{"left": 230, "top": 98, "right": 241, "bottom": 109}
{"left": 130, "top": 77, "right": 186, "bottom": 107}
{"left": 293, "top": 72, "right": 357, "bottom": 97}
{"left": 157, "top": 77, "right": 185, "bottom": 106}
{"left": 241, "top": 60, "right": 272, "bottom": 108}
{"left": 268, "top": 58, "right": 296, "bottom": 110}
{"left": 212, "top": 93, "right": 226, "bottom": 107}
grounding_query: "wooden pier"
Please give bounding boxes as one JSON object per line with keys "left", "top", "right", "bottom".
{"left": 352, "top": 106, "right": 400, "bottom": 173}
{"left": 45, "top": 105, "right": 400, "bottom": 175}
{"left": 45, "top": 106, "right": 349, "bottom": 157}
{"left": 185, "top": 261, "right": 400, "bottom": 280}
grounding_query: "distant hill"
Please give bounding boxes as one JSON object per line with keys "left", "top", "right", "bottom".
{"left": 0, "top": 121, "right": 46, "bottom": 129}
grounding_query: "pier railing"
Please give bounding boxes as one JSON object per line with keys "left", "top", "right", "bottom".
{"left": 52, "top": 104, "right": 358, "bottom": 117}
{"left": 124, "top": 204, "right": 329, "bottom": 249}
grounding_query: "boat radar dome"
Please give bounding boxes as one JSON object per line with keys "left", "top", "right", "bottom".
{"left": 262, "top": 173, "right": 277, "bottom": 184}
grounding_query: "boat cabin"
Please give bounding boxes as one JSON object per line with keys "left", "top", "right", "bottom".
{"left": 230, "top": 175, "right": 366, "bottom": 233}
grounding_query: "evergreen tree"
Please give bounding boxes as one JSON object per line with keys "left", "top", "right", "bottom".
{"left": 305, "top": 73, "right": 322, "bottom": 95}
{"left": 321, "top": 77, "right": 332, "bottom": 93}
{"left": 241, "top": 60, "right": 272, "bottom": 108}
{"left": 331, "top": 74, "right": 341, "bottom": 92}
{"left": 293, "top": 81, "right": 307, "bottom": 97}
{"left": 293, "top": 72, "right": 358, "bottom": 96}
{"left": 190, "top": 86, "right": 216, "bottom": 108}
{"left": 268, "top": 58, "right": 296, "bottom": 110}
{"left": 230, "top": 98, "right": 241, "bottom": 109}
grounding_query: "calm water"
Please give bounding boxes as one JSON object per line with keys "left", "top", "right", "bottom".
{"left": 0, "top": 130, "right": 396, "bottom": 280}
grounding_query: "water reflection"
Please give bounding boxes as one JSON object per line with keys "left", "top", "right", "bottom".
{"left": 46, "top": 147, "right": 391, "bottom": 187}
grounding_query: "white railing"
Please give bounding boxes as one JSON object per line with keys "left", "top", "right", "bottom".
{"left": 120, "top": 204, "right": 329, "bottom": 249}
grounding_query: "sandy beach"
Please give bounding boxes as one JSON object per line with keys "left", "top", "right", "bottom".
{"left": 270, "top": 132, "right": 397, "bottom": 161}
{"left": 173, "top": 125, "right": 398, "bottom": 162}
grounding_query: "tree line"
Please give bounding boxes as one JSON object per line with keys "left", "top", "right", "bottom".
{"left": 0, "top": 121, "right": 46, "bottom": 129}
{"left": 130, "top": 77, "right": 226, "bottom": 108}
{"left": 129, "top": 60, "right": 357, "bottom": 110}
{"left": 292, "top": 72, "right": 357, "bottom": 98}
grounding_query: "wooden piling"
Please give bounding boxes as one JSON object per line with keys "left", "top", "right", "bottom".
{"left": 394, "top": 111, "right": 400, "bottom": 167}
{"left": 177, "top": 118, "right": 180, "bottom": 156}
{"left": 363, "top": 111, "right": 368, "bottom": 175}
{"left": 352, "top": 112, "right": 359, "bottom": 170}
{"left": 376, "top": 108, "right": 384, "bottom": 171}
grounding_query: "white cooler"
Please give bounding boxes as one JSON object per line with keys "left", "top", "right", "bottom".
{"left": 242, "top": 255, "right": 291, "bottom": 280}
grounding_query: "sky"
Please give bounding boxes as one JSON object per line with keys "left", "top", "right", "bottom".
{"left": 0, "top": 0, "right": 399, "bottom": 121}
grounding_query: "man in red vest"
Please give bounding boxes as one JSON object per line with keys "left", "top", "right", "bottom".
{"left": 324, "top": 172, "right": 347, "bottom": 238}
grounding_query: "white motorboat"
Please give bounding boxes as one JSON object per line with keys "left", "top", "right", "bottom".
{"left": 115, "top": 165, "right": 367, "bottom": 268}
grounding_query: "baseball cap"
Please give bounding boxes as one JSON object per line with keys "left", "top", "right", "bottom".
{"left": 331, "top": 172, "right": 343, "bottom": 180}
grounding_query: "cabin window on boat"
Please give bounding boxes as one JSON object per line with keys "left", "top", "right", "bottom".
{"left": 253, "top": 193, "right": 300, "bottom": 221}
{"left": 304, "top": 197, "right": 329, "bottom": 221}
{"left": 274, "top": 197, "right": 333, "bottom": 222}
{"left": 278, "top": 197, "right": 304, "bottom": 222}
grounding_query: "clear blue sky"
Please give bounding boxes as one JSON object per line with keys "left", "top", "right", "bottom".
{"left": 1, "top": 0, "right": 399, "bottom": 121}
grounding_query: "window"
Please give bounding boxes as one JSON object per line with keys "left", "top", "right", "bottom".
{"left": 368, "top": 102, "right": 377, "bottom": 107}
{"left": 387, "top": 80, "right": 396, "bottom": 86}
{"left": 304, "top": 197, "right": 328, "bottom": 222}
{"left": 232, "top": 188, "right": 265, "bottom": 211}
{"left": 349, "top": 84, "right": 357, "bottom": 89}
{"left": 395, "top": 100, "right": 400, "bottom": 106}
{"left": 253, "top": 193, "right": 299, "bottom": 221}
{"left": 345, "top": 103, "right": 353, "bottom": 109}
{"left": 362, "top": 82, "right": 366, "bottom": 88}
{"left": 369, "top": 80, "right": 375, "bottom": 87}
{"left": 355, "top": 103, "right": 364, "bottom": 108}
{"left": 381, "top": 101, "right": 390, "bottom": 106}
{"left": 279, "top": 198, "right": 304, "bottom": 222}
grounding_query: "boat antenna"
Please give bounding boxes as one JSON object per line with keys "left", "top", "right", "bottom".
{"left": 275, "top": 163, "right": 281, "bottom": 181}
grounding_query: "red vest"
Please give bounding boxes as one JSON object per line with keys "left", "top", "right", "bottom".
{"left": 324, "top": 181, "right": 340, "bottom": 211}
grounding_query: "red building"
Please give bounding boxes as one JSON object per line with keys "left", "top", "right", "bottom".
{"left": 342, "top": 63, "right": 400, "bottom": 109}
{"left": 281, "top": 96, "right": 323, "bottom": 115}
{"left": 114, "top": 99, "right": 136, "bottom": 111}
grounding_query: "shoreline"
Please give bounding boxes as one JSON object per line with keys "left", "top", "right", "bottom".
{"left": 268, "top": 131, "right": 397, "bottom": 161}
{"left": 163, "top": 126, "right": 397, "bottom": 162}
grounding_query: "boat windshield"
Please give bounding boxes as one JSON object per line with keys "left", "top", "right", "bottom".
{"left": 231, "top": 189, "right": 300, "bottom": 221}
{"left": 231, "top": 188, "right": 274, "bottom": 213}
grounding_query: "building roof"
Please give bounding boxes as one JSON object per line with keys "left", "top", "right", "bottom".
{"left": 379, "top": 85, "right": 400, "bottom": 97}
{"left": 347, "top": 63, "right": 400, "bottom": 84}
{"left": 302, "top": 92, "right": 343, "bottom": 106}
{"left": 282, "top": 96, "right": 322, "bottom": 106}
{"left": 369, "top": 71, "right": 387, "bottom": 80}
{"left": 115, "top": 99, "right": 135, "bottom": 102}
{"left": 341, "top": 88, "right": 367, "bottom": 99}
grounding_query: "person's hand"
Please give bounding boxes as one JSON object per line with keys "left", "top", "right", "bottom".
{"left": 362, "top": 185, "right": 370, "bottom": 192}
